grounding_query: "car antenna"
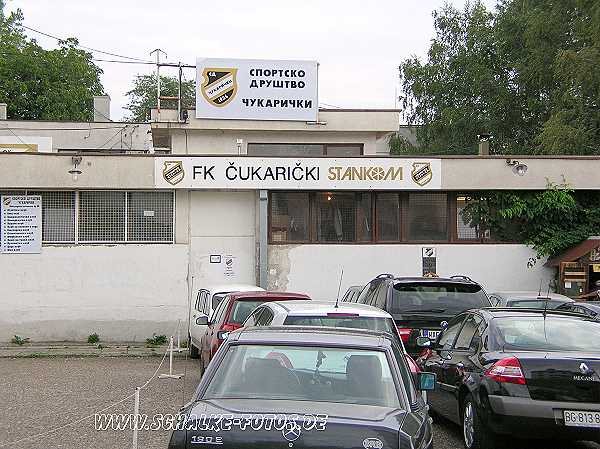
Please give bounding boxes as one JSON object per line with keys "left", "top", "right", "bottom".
{"left": 538, "top": 278, "right": 543, "bottom": 297}
{"left": 543, "top": 281, "right": 551, "bottom": 318}
{"left": 335, "top": 268, "right": 344, "bottom": 308}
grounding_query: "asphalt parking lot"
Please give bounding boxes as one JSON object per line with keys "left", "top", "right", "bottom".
{"left": 0, "top": 357, "right": 598, "bottom": 449}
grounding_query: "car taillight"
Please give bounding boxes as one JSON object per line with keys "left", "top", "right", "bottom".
{"left": 484, "top": 357, "right": 526, "bottom": 385}
{"left": 397, "top": 327, "right": 412, "bottom": 342}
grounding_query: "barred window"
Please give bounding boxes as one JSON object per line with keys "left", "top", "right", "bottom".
{"left": 78, "top": 191, "right": 126, "bottom": 242}
{"left": 457, "top": 196, "right": 490, "bottom": 240}
{"left": 376, "top": 193, "right": 401, "bottom": 241}
{"left": 247, "top": 143, "right": 362, "bottom": 157}
{"left": 408, "top": 193, "right": 448, "bottom": 241}
{"left": 127, "top": 191, "right": 174, "bottom": 242}
{"left": 316, "top": 192, "right": 372, "bottom": 242}
{"left": 270, "top": 192, "right": 310, "bottom": 242}
{"left": 29, "top": 191, "right": 75, "bottom": 242}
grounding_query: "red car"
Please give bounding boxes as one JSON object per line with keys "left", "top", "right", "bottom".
{"left": 199, "top": 291, "right": 310, "bottom": 370}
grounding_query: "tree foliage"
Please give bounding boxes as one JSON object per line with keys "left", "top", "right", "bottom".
{"left": 399, "top": 0, "right": 600, "bottom": 155}
{"left": 125, "top": 74, "right": 195, "bottom": 122}
{"left": 0, "top": 1, "right": 104, "bottom": 120}
{"left": 461, "top": 184, "right": 600, "bottom": 258}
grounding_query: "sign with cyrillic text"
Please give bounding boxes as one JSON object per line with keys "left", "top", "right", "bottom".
{"left": 155, "top": 157, "right": 441, "bottom": 190}
{"left": 196, "top": 58, "right": 318, "bottom": 121}
{"left": 1, "top": 195, "right": 42, "bottom": 254}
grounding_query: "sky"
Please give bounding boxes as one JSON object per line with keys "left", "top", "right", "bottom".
{"left": 6, "top": 0, "right": 496, "bottom": 121}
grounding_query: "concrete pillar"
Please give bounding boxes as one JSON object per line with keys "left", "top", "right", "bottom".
{"left": 93, "top": 95, "right": 111, "bottom": 122}
{"left": 259, "top": 190, "right": 268, "bottom": 289}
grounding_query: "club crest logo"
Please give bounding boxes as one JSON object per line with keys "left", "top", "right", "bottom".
{"left": 411, "top": 162, "right": 433, "bottom": 186}
{"left": 162, "top": 161, "right": 185, "bottom": 185}
{"left": 201, "top": 68, "right": 238, "bottom": 107}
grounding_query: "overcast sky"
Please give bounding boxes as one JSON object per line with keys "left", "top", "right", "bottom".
{"left": 7, "top": 0, "right": 496, "bottom": 121}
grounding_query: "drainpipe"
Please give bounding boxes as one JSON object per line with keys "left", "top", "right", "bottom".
{"left": 259, "top": 190, "right": 268, "bottom": 289}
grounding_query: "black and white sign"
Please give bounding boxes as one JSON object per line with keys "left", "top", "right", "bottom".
{"left": 155, "top": 157, "right": 441, "bottom": 190}
{"left": 422, "top": 247, "right": 437, "bottom": 276}
{"left": 1, "top": 196, "right": 42, "bottom": 254}
{"left": 196, "top": 58, "right": 318, "bottom": 121}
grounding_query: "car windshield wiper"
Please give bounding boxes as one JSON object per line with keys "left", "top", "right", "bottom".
{"left": 402, "top": 308, "right": 446, "bottom": 313}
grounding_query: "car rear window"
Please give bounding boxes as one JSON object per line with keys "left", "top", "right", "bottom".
{"left": 390, "top": 282, "right": 489, "bottom": 314}
{"left": 203, "top": 344, "right": 401, "bottom": 408}
{"left": 507, "top": 299, "right": 568, "bottom": 309}
{"left": 493, "top": 316, "right": 600, "bottom": 351}
{"left": 229, "top": 300, "right": 265, "bottom": 324}
{"left": 283, "top": 316, "right": 396, "bottom": 335}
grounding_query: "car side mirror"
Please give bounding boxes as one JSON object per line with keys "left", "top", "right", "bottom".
{"left": 417, "top": 372, "right": 436, "bottom": 391}
{"left": 416, "top": 336, "right": 432, "bottom": 348}
{"left": 216, "top": 330, "right": 230, "bottom": 341}
{"left": 195, "top": 316, "right": 208, "bottom": 326}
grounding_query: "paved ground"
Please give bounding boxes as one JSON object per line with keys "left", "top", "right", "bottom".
{"left": 1, "top": 357, "right": 599, "bottom": 449}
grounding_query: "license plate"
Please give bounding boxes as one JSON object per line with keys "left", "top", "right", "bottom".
{"left": 564, "top": 410, "right": 600, "bottom": 428}
{"left": 420, "top": 329, "right": 440, "bottom": 340}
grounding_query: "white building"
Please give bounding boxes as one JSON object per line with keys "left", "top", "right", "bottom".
{"left": 1, "top": 105, "right": 599, "bottom": 342}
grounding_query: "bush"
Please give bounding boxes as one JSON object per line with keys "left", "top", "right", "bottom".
{"left": 11, "top": 335, "right": 30, "bottom": 345}
{"left": 145, "top": 334, "right": 168, "bottom": 347}
{"left": 87, "top": 333, "right": 100, "bottom": 344}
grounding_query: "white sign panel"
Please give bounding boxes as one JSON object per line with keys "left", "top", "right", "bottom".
{"left": 155, "top": 157, "right": 441, "bottom": 190}
{"left": 1, "top": 196, "right": 42, "bottom": 254}
{"left": 196, "top": 58, "right": 318, "bottom": 121}
{"left": 422, "top": 247, "right": 437, "bottom": 258}
{"left": 0, "top": 136, "right": 52, "bottom": 152}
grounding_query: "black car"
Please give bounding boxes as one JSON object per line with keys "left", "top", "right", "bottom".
{"left": 419, "top": 308, "right": 600, "bottom": 449}
{"left": 556, "top": 301, "right": 600, "bottom": 320}
{"left": 168, "top": 326, "right": 435, "bottom": 449}
{"left": 351, "top": 274, "right": 491, "bottom": 356}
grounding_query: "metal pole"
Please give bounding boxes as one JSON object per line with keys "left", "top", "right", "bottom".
{"left": 150, "top": 49, "right": 167, "bottom": 118}
{"left": 168, "top": 336, "right": 174, "bottom": 375}
{"left": 178, "top": 64, "right": 182, "bottom": 122}
{"left": 259, "top": 190, "right": 268, "bottom": 289}
{"left": 132, "top": 387, "right": 140, "bottom": 449}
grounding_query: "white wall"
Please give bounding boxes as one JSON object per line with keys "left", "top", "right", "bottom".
{"left": 268, "top": 244, "right": 553, "bottom": 301}
{"left": 0, "top": 245, "right": 189, "bottom": 342}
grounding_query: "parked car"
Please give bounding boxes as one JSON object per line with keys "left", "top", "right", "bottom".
{"left": 242, "top": 300, "right": 421, "bottom": 374}
{"left": 353, "top": 274, "right": 491, "bottom": 356}
{"left": 419, "top": 307, "right": 600, "bottom": 449}
{"left": 198, "top": 291, "right": 309, "bottom": 370}
{"left": 489, "top": 291, "right": 574, "bottom": 309}
{"left": 557, "top": 300, "right": 600, "bottom": 320}
{"left": 188, "top": 284, "right": 264, "bottom": 358}
{"left": 341, "top": 285, "right": 363, "bottom": 303}
{"left": 168, "top": 326, "right": 435, "bottom": 449}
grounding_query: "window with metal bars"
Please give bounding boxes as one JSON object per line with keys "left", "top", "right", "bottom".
{"left": 127, "top": 191, "right": 174, "bottom": 242}
{"left": 29, "top": 191, "right": 76, "bottom": 242}
{"left": 407, "top": 193, "right": 448, "bottom": 241}
{"left": 247, "top": 143, "right": 363, "bottom": 156}
{"left": 78, "top": 191, "right": 126, "bottom": 242}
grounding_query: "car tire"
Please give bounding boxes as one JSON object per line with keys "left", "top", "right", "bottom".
{"left": 462, "top": 394, "right": 497, "bottom": 449}
{"left": 189, "top": 339, "right": 199, "bottom": 359}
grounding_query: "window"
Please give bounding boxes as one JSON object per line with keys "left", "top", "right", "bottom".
{"left": 127, "top": 191, "right": 173, "bottom": 242}
{"left": 211, "top": 296, "right": 229, "bottom": 323}
{"left": 229, "top": 300, "right": 266, "bottom": 325}
{"left": 390, "top": 282, "right": 490, "bottom": 315}
{"left": 202, "top": 344, "right": 400, "bottom": 408}
{"left": 270, "top": 192, "right": 310, "bottom": 242}
{"left": 408, "top": 193, "right": 447, "bottom": 241}
{"left": 247, "top": 143, "right": 362, "bottom": 157}
{"left": 376, "top": 193, "right": 400, "bottom": 241}
{"left": 437, "top": 316, "right": 465, "bottom": 350}
{"left": 79, "top": 191, "right": 125, "bottom": 242}
{"left": 245, "top": 307, "right": 265, "bottom": 327}
{"left": 454, "top": 314, "right": 483, "bottom": 350}
{"left": 317, "top": 192, "right": 360, "bottom": 242}
{"left": 28, "top": 191, "right": 75, "bottom": 242}
{"left": 456, "top": 196, "right": 490, "bottom": 240}
{"left": 255, "top": 308, "right": 274, "bottom": 326}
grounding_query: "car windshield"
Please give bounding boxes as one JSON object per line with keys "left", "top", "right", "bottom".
{"left": 229, "top": 300, "right": 265, "bottom": 324}
{"left": 494, "top": 317, "right": 600, "bottom": 351}
{"left": 202, "top": 344, "right": 401, "bottom": 408}
{"left": 283, "top": 315, "right": 396, "bottom": 335}
{"left": 390, "top": 282, "right": 489, "bottom": 314}
{"left": 508, "top": 299, "right": 568, "bottom": 309}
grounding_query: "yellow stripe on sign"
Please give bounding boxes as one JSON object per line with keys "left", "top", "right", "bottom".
{"left": 0, "top": 143, "right": 38, "bottom": 152}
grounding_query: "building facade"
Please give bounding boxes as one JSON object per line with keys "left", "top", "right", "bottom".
{"left": 1, "top": 107, "right": 599, "bottom": 341}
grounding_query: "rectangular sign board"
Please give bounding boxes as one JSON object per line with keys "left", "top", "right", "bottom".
{"left": 1, "top": 195, "right": 42, "bottom": 253}
{"left": 155, "top": 157, "right": 441, "bottom": 190}
{"left": 0, "top": 136, "right": 52, "bottom": 152}
{"left": 196, "top": 58, "right": 318, "bottom": 121}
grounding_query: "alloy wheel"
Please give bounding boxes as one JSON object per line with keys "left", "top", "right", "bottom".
{"left": 463, "top": 401, "right": 475, "bottom": 448}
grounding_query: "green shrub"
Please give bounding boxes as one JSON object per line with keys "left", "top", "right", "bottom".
{"left": 87, "top": 333, "right": 100, "bottom": 344}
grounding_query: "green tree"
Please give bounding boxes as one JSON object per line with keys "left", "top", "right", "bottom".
{"left": 125, "top": 74, "right": 195, "bottom": 122}
{"left": 0, "top": 1, "right": 104, "bottom": 120}
{"left": 398, "top": 0, "right": 600, "bottom": 155}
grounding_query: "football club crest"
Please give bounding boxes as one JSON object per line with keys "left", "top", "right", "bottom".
{"left": 201, "top": 68, "right": 238, "bottom": 107}
{"left": 411, "top": 162, "right": 433, "bottom": 186}
{"left": 162, "top": 161, "right": 185, "bottom": 185}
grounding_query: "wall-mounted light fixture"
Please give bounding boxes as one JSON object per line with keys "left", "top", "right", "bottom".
{"left": 68, "top": 155, "right": 83, "bottom": 181}
{"left": 236, "top": 138, "right": 244, "bottom": 155}
{"left": 506, "top": 158, "right": 528, "bottom": 176}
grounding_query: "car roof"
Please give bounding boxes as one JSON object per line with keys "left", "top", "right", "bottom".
{"left": 231, "top": 325, "right": 393, "bottom": 348}
{"left": 206, "top": 284, "right": 265, "bottom": 294}
{"left": 265, "top": 300, "right": 393, "bottom": 318}
{"left": 392, "top": 276, "right": 479, "bottom": 285}
{"left": 491, "top": 291, "right": 571, "bottom": 300}
{"left": 228, "top": 291, "right": 310, "bottom": 301}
